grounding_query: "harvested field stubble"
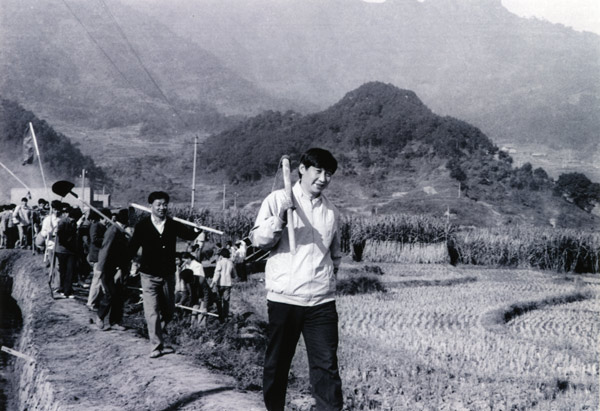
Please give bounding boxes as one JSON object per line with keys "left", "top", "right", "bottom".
{"left": 123, "top": 254, "right": 598, "bottom": 409}
{"left": 337, "top": 265, "right": 598, "bottom": 409}
{"left": 362, "top": 241, "right": 449, "bottom": 264}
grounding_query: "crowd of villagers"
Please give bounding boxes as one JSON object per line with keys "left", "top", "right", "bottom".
{"left": 0, "top": 195, "right": 248, "bottom": 333}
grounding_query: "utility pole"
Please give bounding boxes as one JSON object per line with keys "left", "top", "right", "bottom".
{"left": 191, "top": 135, "right": 198, "bottom": 209}
{"left": 81, "top": 169, "right": 86, "bottom": 203}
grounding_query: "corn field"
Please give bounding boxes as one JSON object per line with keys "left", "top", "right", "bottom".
{"left": 165, "top": 207, "right": 256, "bottom": 243}
{"left": 134, "top": 207, "right": 600, "bottom": 273}
{"left": 339, "top": 214, "right": 451, "bottom": 261}
{"left": 452, "top": 227, "right": 600, "bottom": 274}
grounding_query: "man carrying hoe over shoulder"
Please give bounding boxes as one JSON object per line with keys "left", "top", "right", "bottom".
{"left": 129, "top": 191, "right": 201, "bottom": 358}
{"left": 250, "top": 147, "right": 343, "bottom": 411}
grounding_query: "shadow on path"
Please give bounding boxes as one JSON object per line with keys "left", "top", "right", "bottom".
{"left": 159, "top": 386, "right": 236, "bottom": 411}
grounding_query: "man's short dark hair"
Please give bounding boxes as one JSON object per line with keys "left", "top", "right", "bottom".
{"left": 298, "top": 148, "right": 337, "bottom": 179}
{"left": 21, "top": 197, "right": 28, "bottom": 203}
{"left": 148, "top": 191, "right": 170, "bottom": 204}
{"left": 180, "top": 269, "right": 194, "bottom": 284}
{"left": 100, "top": 208, "right": 112, "bottom": 218}
{"left": 115, "top": 209, "right": 129, "bottom": 225}
{"left": 51, "top": 200, "right": 62, "bottom": 210}
{"left": 88, "top": 210, "right": 101, "bottom": 222}
{"left": 219, "top": 248, "right": 231, "bottom": 258}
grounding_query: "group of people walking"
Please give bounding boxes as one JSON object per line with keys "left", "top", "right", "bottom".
{"left": 3, "top": 191, "right": 242, "bottom": 360}
{"left": 0, "top": 196, "right": 50, "bottom": 250}
{"left": 2, "top": 147, "right": 346, "bottom": 410}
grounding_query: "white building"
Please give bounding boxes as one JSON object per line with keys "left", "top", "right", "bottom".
{"left": 10, "top": 184, "right": 110, "bottom": 208}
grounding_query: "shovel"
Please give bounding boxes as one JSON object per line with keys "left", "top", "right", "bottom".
{"left": 52, "top": 180, "right": 129, "bottom": 237}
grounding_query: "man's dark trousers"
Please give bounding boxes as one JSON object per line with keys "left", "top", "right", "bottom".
{"left": 263, "top": 300, "right": 343, "bottom": 411}
{"left": 98, "top": 270, "right": 124, "bottom": 326}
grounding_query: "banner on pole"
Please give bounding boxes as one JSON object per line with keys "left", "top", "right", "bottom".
{"left": 22, "top": 125, "right": 35, "bottom": 165}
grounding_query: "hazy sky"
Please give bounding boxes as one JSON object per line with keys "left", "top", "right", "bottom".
{"left": 501, "top": 0, "right": 600, "bottom": 35}
{"left": 363, "top": 0, "right": 600, "bottom": 35}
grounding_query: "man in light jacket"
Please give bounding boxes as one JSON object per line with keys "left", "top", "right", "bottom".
{"left": 250, "top": 148, "right": 343, "bottom": 411}
{"left": 12, "top": 197, "right": 31, "bottom": 249}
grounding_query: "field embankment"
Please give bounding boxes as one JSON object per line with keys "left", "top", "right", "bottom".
{"left": 0, "top": 250, "right": 262, "bottom": 411}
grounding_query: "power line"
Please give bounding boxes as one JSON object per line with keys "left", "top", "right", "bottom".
{"left": 96, "top": 0, "right": 190, "bottom": 128}
{"left": 59, "top": 0, "right": 171, "bottom": 126}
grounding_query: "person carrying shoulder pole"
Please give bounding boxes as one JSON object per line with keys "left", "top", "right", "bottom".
{"left": 128, "top": 191, "right": 203, "bottom": 359}
{"left": 250, "top": 148, "right": 343, "bottom": 411}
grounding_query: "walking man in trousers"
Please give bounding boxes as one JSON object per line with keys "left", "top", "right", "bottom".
{"left": 250, "top": 148, "right": 343, "bottom": 411}
{"left": 129, "top": 191, "right": 201, "bottom": 358}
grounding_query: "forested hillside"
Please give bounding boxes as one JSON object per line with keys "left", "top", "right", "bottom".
{"left": 0, "top": 0, "right": 300, "bottom": 137}
{"left": 202, "top": 82, "right": 599, "bottom": 228}
{"left": 0, "top": 98, "right": 108, "bottom": 198}
{"left": 204, "top": 82, "right": 513, "bottom": 183}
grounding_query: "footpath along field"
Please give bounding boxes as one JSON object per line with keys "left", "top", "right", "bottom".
{"left": 237, "top": 263, "right": 600, "bottom": 410}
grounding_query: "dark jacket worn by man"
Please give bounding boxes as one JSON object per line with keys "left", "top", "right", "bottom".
{"left": 129, "top": 217, "right": 198, "bottom": 278}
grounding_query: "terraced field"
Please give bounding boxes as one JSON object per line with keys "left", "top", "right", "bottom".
{"left": 238, "top": 263, "right": 598, "bottom": 409}
{"left": 326, "top": 265, "right": 597, "bottom": 409}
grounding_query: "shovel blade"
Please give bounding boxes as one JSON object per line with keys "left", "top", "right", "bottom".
{"left": 52, "top": 180, "right": 77, "bottom": 198}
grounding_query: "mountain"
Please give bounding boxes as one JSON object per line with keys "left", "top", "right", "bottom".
{"left": 129, "top": 0, "right": 600, "bottom": 157}
{"left": 0, "top": 0, "right": 304, "bottom": 137}
{"left": 202, "top": 82, "right": 599, "bottom": 229}
{"left": 0, "top": 97, "right": 108, "bottom": 201}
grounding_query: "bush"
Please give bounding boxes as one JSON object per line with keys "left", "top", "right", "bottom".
{"left": 337, "top": 275, "right": 386, "bottom": 295}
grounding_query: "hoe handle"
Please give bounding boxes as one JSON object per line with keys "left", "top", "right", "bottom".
{"left": 281, "top": 156, "right": 296, "bottom": 254}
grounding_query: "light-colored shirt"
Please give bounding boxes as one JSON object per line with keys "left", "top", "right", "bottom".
{"left": 175, "top": 268, "right": 185, "bottom": 292}
{"left": 193, "top": 231, "right": 206, "bottom": 246}
{"left": 151, "top": 215, "right": 166, "bottom": 234}
{"left": 235, "top": 242, "right": 247, "bottom": 263}
{"left": 13, "top": 204, "right": 31, "bottom": 226}
{"left": 250, "top": 181, "right": 341, "bottom": 306}
{"left": 40, "top": 214, "right": 61, "bottom": 249}
{"left": 212, "top": 257, "right": 235, "bottom": 287}
{"left": 182, "top": 259, "right": 205, "bottom": 278}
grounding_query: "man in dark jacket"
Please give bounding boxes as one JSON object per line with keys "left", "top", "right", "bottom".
{"left": 86, "top": 209, "right": 108, "bottom": 310}
{"left": 129, "top": 191, "right": 201, "bottom": 358}
{"left": 95, "top": 209, "right": 130, "bottom": 331}
{"left": 55, "top": 205, "right": 78, "bottom": 298}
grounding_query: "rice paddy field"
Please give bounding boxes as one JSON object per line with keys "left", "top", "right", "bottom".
{"left": 237, "top": 263, "right": 600, "bottom": 410}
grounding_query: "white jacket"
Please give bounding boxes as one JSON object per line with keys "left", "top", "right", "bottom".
{"left": 212, "top": 257, "right": 236, "bottom": 287}
{"left": 250, "top": 182, "right": 341, "bottom": 306}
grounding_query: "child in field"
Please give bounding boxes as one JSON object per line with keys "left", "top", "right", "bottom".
{"left": 210, "top": 248, "right": 236, "bottom": 323}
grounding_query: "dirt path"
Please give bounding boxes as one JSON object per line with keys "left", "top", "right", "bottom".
{"left": 5, "top": 251, "right": 263, "bottom": 411}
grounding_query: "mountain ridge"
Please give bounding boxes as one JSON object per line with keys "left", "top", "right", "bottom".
{"left": 201, "top": 82, "right": 599, "bottom": 229}
{"left": 0, "top": 0, "right": 305, "bottom": 136}
{"left": 0, "top": 97, "right": 108, "bottom": 201}
{"left": 130, "top": 0, "right": 600, "bottom": 154}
